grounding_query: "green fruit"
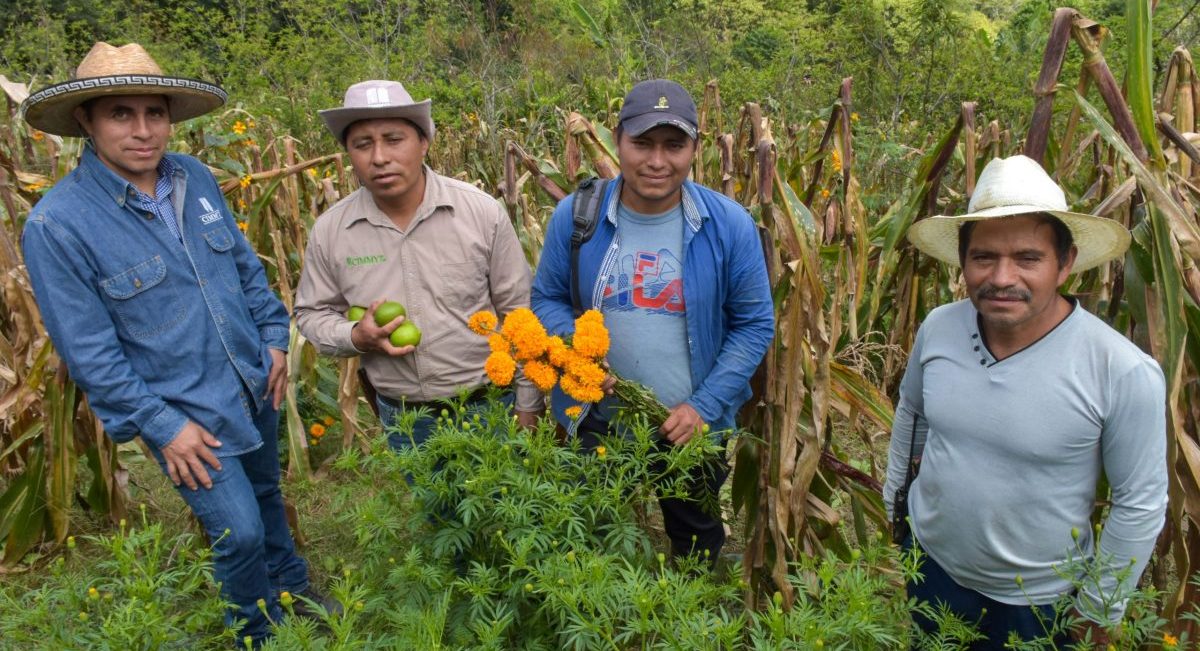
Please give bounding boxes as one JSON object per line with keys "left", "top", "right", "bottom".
{"left": 389, "top": 321, "right": 422, "bottom": 347}
{"left": 346, "top": 306, "right": 367, "bottom": 322}
{"left": 373, "top": 300, "right": 406, "bottom": 327}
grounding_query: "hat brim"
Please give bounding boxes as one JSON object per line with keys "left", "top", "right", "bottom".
{"left": 21, "top": 75, "right": 227, "bottom": 137}
{"left": 907, "top": 206, "right": 1131, "bottom": 272}
{"left": 319, "top": 100, "right": 435, "bottom": 144}
{"left": 621, "top": 111, "right": 698, "bottom": 139}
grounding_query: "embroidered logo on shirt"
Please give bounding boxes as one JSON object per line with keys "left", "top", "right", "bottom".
{"left": 198, "top": 197, "right": 222, "bottom": 224}
{"left": 346, "top": 254, "right": 387, "bottom": 267}
{"left": 602, "top": 249, "right": 685, "bottom": 314}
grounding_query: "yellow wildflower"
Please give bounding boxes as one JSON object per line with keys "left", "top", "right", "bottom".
{"left": 468, "top": 311, "right": 499, "bottom": 335}
{"left": 232, "top": 120, "right": 247, "bottom": 136}
{"left": 87, "top": 587, "right": 99, "bottom": 599}
{"left": 237, "top": 221, "right": 248, "bottom": 233}
{"left": 1163, "top": 633, "right": 1178, "bottom": 648}
{"left": 30, "top": 130, "right": 45, "bottom": 141}
{"left": 596, "top": 446, "right": 606, "bottom": 459}
{"left": 246, "top": 119, "right": 256, "bottom": 129}
{"left": 239, "top": 174, "right": 252, "bottom": 189}
{"left": 310, "top": 423, "right": 326, "bottom": 437}
{"left": 524, "top": 359, "right": 559, "bottom": 393}
{"left": 485, "top": 350, "right": 517, "bottom": 386}
{"left": 323, "top": 416, "right": 335, "bottom": 426}
{"left": 820, "top": 189, "right": 830, "bottom": 199}
{"left": 236, "top": 198, "right": 248, "bottom": 211}
{"left": 572, "top": 313, "right": 610, "bottom": 359}
{"left": 830, "top": 149, "right": 843, "bottom": 173}
{"left": 310, "top": 437, "right": 318, "bottom": 446}
{"left": 306, "top": 168, "right": 318, "bottom": 177}
{"left": 565, "top": 406, "right": 582, "bottom": 419}
{"left": 280, "top": 591, "right": 293, "bottom": 607}
{"left": 850, "top": 112, "right": 859, "bottom": 123}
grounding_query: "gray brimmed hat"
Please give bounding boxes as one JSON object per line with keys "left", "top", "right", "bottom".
{"left": 618, "top": 79, "right": 698, "bottom": 140}
{"left": 319, "top": 80, "right": 434, "bottom": 145}
{"left": 907, "top": 155, "right": 1130, "bottom": 272}
{"left": 21, "top": 42, "right": 226, "bottom": 138}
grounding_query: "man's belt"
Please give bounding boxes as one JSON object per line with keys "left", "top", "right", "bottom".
{"left": 376, "top": 384, "right": 495, "bottom": 411}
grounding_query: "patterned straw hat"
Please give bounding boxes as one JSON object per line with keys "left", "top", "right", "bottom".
{"left": 21, "top": 42, "right": 226, "bottom": 137}
{"left": 906, "top": 155, "right": 1130, "bottom": 272}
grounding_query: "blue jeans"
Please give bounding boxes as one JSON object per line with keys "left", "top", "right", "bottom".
{"left": 904, "top": 535, "right": 1071, "bottom": 650}
{"left": 152, "top": 401, "right": 308, "bottom": 643}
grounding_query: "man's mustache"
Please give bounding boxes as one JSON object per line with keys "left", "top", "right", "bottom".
{"left": 976, "top": 285, "right": 1031, "bottom": 301}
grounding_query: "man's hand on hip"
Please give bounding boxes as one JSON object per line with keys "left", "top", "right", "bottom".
{"left": 265, "top": 348, "right": 288, "bottom": 409}
{"left": 350, "top": 299, "right": 416, "bottom": 357}
{"left": 661, "top": 403, "right": 705, "bottom": 445}
{"left": 163, "top": 421, "right": 223, "bottom": 490}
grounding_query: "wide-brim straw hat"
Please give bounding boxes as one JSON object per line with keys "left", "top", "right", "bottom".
{"left": 319, "top": 80, "right": 434, "bottom": 145}
{"left": 21, "top": 42, "right": 226, "bottom": 137}
{"left": 907, "top": 155, "right": 1130, "bottom": 272}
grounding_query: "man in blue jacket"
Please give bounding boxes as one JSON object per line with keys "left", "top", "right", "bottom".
{"left": 20, "top": 42, "right": 320, "bottom": 646}
{"left": 531, "top": 79, "right": 774, "bottom": 561}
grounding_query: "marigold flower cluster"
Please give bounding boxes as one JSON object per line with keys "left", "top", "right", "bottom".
{"left": 470, "top": 308, "right": 611, "bottom": 418}
{"left": 830, "top": 148, "right": 843, "bottom": 173}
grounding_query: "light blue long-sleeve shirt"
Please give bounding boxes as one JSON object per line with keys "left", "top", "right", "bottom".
{"left": 884, "top": 298, "right": 1167, "bottom": 622}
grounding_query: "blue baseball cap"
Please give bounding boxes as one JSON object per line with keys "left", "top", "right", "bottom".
{"left": 617, "top": 79, "right": 698, "bottom": 140}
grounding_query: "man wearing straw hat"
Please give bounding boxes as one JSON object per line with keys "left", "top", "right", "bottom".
{"left": 295, "top": 80, "right": 542, "bottom": 446}
{"left": 20, "top": 42, "right": 326, "bottom": 646}
{"left": 885, "top": 155, "right": 1167, "bottom": 647}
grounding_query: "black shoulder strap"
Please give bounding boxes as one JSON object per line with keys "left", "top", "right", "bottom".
{"left": 570, "top": 177, "right": 609, "bottom": 317}
{"left": 903, "top": 412, "right": 922, "bottom": 487}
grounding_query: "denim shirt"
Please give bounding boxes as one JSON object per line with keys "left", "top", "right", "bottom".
{"left": 22, "top": 145, "right": 290, "bottom": 455}
{"left": 531, "top": 178, "right": 774, "bottom": 436}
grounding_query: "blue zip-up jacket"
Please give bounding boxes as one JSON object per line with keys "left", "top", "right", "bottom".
{"left": 531, "top": 178, "right": 774, "bottom": 435}
{"left": 21, "top": 146, "right": 290, "bottom": 455}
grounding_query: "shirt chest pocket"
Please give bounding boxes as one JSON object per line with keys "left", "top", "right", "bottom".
{"left": 100, "top": 256, "right": 186, "bottom": 339}
{"left": 202, "top": 227, "right": 241, "bottom": 293}
{"left": 436, "top": 256, "right": 489, "bottom": 311}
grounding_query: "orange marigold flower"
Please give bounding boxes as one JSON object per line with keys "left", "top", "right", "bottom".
{"left": 820, "top": 189, "right": 830, "bottom": 199}
{"left": 309, "top": 423, "right": 326, "bottom": 437}
{"left": 524, "top": 360, "right": 559, "bottom": 393}
{"left": 577, "top": 309, "right": 603, "bottom": 324}
{"left": 561, "top": 373, "right": 604, "bottom": 403}
{"left": 502, "top": 308, "right": 549, "bottom": 362}
{"left": 1164, "top": 633, "right": 1179, "bottom": 648}
{"left": 488, "top": 334, "right": 510, "bottom": 354}
{"left": 323, "top": 416, "right": 335, "bottom": 426}
{"left": 30, "top": 130, "right": 45, "bottom": 142}
{"left": 485, "top": 350, "right": 517, "bottom": 386}
{"left": 567, "top": 357, "right": 606, "bottom": 389}
{"left": 468, "top": 311, "right": 499, "bottom": 336}
{"left": 546, "top": 336, "right": 571, "bottom": 368}
{"left": 830, "top": 149, "right": 843, "bottom": 173}
{"left": 572, "top": 318, "right": 609, "bottom": 359}
{"left": 564, "top": 406, "right": 582, "bottom": 419}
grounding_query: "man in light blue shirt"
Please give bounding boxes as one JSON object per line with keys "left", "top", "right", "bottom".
{"left": 888, "top": 155, "right": 1166, "bottom": 648}
{"left": 532, "top": 80, "right": 774, "bottom": 562}
{"left": 20, "top": 42, "right": 322, "bottom": 646}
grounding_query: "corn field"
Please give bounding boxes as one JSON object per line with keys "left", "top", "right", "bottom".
{"left": 4, "top": 0, "right": 1200, "bottom": 637}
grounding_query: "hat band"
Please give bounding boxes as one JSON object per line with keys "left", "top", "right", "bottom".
{"left": 25, "top": 75, "right": 227, "bottom": 105}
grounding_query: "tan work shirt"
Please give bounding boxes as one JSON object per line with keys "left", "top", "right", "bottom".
{"left": 295, "top": 168, "right": 542, "bottom": 411}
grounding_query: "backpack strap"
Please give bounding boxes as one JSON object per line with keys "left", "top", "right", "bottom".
{"left": 570, "top": 177, "right": 610, "bottom": 317}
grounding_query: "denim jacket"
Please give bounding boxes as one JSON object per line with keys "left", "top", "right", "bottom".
{"left": 21, "top": 146, "right": 290, "bottom": 455}
{"left": 531, "top": 178, "right": 774, "bottom": 435}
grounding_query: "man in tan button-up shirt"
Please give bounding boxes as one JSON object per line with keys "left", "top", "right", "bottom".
{"left": 295, "top": 80, "right": 542, "bottom": 446}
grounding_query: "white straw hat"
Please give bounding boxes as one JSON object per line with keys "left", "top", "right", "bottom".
{"left": 21, "top": 42, "right": 226, "bottom": 137}
{"left": 907, "top": 155, "right": 1130, "bottom": 272}
{"left": 319, "top": 80, "right": 434, "bottom": 145}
